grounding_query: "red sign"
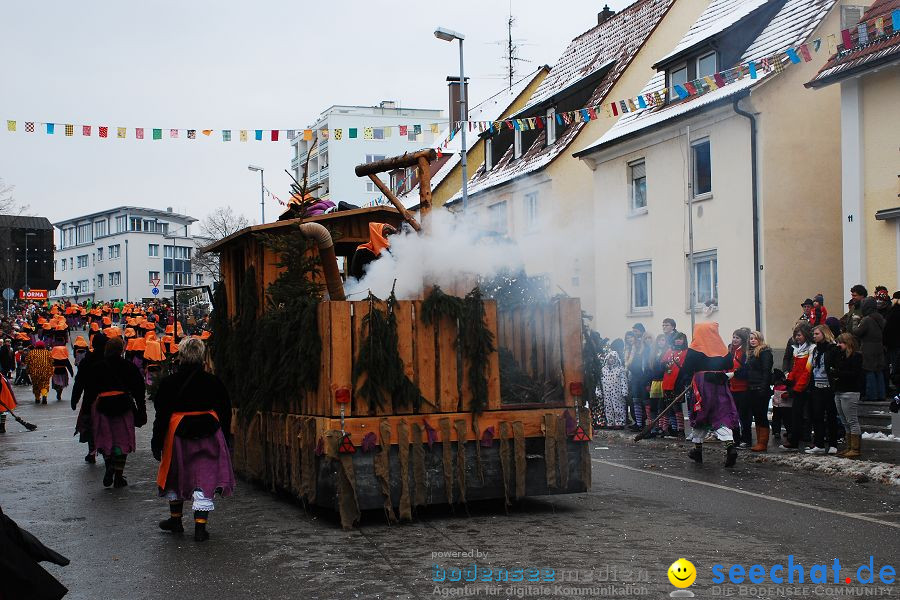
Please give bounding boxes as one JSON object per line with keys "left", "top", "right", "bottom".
{"left": 19, "top": 289, "right": 48, "bottom": 300}
{"left": 150, "top": 278, "right": 160, "bottom": 287}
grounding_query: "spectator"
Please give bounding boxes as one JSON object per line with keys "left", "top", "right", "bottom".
{"left": 854, "top": 297, "right": 886, "bottom": 402}
{"left": 884, "top": 292, "right": 900, "bottom": 387}
{"left": 800, "top": 298, "right": 814, "bottom": 323}
{"left": 747, "top": 331, "right": 774, "bottom": 452}
{"left": 647, "top": 334, "right": 670, "bottom": 437}
{"left": 831, "top": 333, "right": 864, "bottom": 458}
{"left": 779, "top": 323, "right": 813, "bottom": 451}
{"left": 809, "top": 294, "right": 828, "bottom": 326}
{"left": 661, "top": 332, "right": 689, "bottom": 437}
{"left": 662, "top": 318, "right": 679, "bottom": 345}
{"left": 841, "top": 285, "right": 867, "bottom": 333}
{"left": 805, "top": 325, "right": 839, "bottom": 455}
{"left": 0, "top": 340, "right": 13, "bottom": 379}
{"left": 627, "top": 325, "right": 651, "bottom": 432}
{"left": 728, "top": 329, "right": 752, "bottom": 448}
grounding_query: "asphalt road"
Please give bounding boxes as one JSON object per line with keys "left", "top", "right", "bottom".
{"left": 2, "top": 383, "right": 899, "bottom": 600}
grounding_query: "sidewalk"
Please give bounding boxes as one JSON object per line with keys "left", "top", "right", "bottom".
{"left": 592, "top": 428, "right": 900, "bottom": 487}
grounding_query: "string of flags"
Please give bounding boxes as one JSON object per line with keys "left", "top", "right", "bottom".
{"left": 6, "top": 10, "right": 897, "bottom": 149}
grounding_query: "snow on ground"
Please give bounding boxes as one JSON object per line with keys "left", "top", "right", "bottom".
{"left": 863, "top": 432, "right": 900, "bottom": 442}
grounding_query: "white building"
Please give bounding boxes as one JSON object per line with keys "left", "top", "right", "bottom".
{"left": 290, "top": 101, "right": 443, "bottom": 207}
{"left": 52, "top": 206, "right": 208, "bottom": 304}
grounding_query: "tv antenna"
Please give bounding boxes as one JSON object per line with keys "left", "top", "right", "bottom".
{"left": 487, "top": 6, "right": 533, "bottom": 89}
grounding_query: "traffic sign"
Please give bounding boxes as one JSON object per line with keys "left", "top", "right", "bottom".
{"left": 1, "top": 288, "right": 13, "bottom": 301}
{"left": 150, "top": 278, "right": 160, "bottom": 287}
{"left": 151, "top": 287, "right": 160, "bottom": 296}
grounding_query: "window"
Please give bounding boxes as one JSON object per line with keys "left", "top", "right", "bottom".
{"left": 524, "top": 192, "right": 539, "bottom": 232}
{"left": 366, "top": 176, "right": 386, "bottom": 193}
{"left": 487, "top": 201, "right": 508, "bottom": 235}
{"left": 109, "top": 272, "right": 121, "bottom": 287}
{"left": 164, "top": 272, "right": 192, "bottom": 286}
{"left": 143, "top": 219, "right": 156, "bottom": 232}
{"left": 195, "top": 274, "right": 204, "bottom": 285}
{"left": 61, "top": 283, "right": 67, "bottom": 295}
{"left": 60, "top": 259, "right": 67, "bottom": 272}
{"left": 78, "top": 279, "right": 89, "bottom": 294}
{"left": 69, "top": 258, "right": 73, "bottom": 270}
{"left": 365, "top": 154, "right": 386, "bottom": 164}
{"left": 115, "top": 216, "right": 127, "bottom": 232}
{"left": 691, "top": 250, "right": 718, "bottom": 306}
{"left": 373, "top": 128, "right": 384, "bottom": 140}
{"left": 148, "top": 271, "right": 160, "bottom": 284}
{"left": 149, "top": 244, "right": 159, "bottom": 257}
{"left": 159, "top": 222, "right": 169, "bottom": 235}
{"left": 96, "top": 274, "right": 104, "bottom": 288}
{"left": 94, "top": 220, "right": 107, "bottom": 238}
{"left": 629, "top": 160, "right": 647, "bottom": 213}
{"left": 130, "top": 217, "right": 142, "bottom": 231}
{"left": 691, "top": 139, "right": 712, "bottom": 197}
{"left": 546, "top": 108, "right": 556, "bottom": 145}
{"left": 669, "top": 64, "right": 688, "bottom": 100}
{"left": 75, "top": 224, "right": 92, "bottom": 245}
{"left": 77, "top": 255, "right": 89, "bottom": 268}
{"left": 629, "top": 261, "right": 653, "bottom": 312}
{"left": 108, "top": 244, "right": 120, "bottom": 259}
{"left": 841, "top": 5, "right": 865, "bottom": 29}
{"left": 97, "top": 247, "right": 103, "bottom": 261}
{"left": 697, "top": 52, "right": 717, "bottom": 79}
{"left": 513, "top": 130, "right": 522, "bottom": 159}
{"left": 485, "top": 139, "right": 493, "bottom": 171}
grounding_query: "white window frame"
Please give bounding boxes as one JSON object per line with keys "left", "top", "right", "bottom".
{"left": 148, "top": 244, "right": 159, "bottom": 257}
{"left": 697, "top": 51, "right": 717, "bottom": 79}
{"left": 513, "top": 129, "right": 522, "bottom": 159}
{"left": 628, "top": 260, "right": 653, "bottom": 314}
{"left": 487, "top": 201, "right": 508, "bottom": 235}
{"left": 669, "top": 63, "right": 688, "bottom": 100}
{"left": 691, "top": 138, "right": 712, "bottom": 198}
{"left": 689, "top": 249, "right": 718, "bottom": 308}
{"left": 115, "top": 216, "right": 127, "bottom": 233}
{"left": 628, "top": 159, "right": 647, "bottom": 214}
{"left": 546, "top": 108, "right": 556, "bottom": 144}
{"left": 96, "top": 274, "right": 104, "bottom": 288}
{"left": 524, "top": 192, "right": 539, "bottom": 232}
{"left": 97, "top": 247, "right": 103, "bottom": 261}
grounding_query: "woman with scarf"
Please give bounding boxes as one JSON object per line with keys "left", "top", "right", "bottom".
{"left": 805, "top": 325, "right": 840, "bottom": 455}
{"left": 49, "top": 345, "right": 73, "bottom": 402}
{"left": 676, "top": 322, "right": 740, "bottom": 466}
{"left": 746, "top": 331, "right": 774, "bottom": 452}
{"left": 349, "top": 222, "right": 397, "bottom": 280}
{"left": 728, "top": 328, "right": 752, "bottom": 448}
{"left": 779, "top": 323, "right": 814, "bottom": 451}
{"left": 24, "top": 341, "right": 53, "bottom": 405}
{"left": 152, "top": 338, "right": 234, "bottom": 542}
{"left": 661, "top": 332, "right": 689, "bottom": 436}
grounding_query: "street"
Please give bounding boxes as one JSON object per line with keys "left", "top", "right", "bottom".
{"left": 2, "top": 383, "right": 898, "bottom": 600}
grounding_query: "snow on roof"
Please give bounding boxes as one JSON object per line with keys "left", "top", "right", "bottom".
{"left": 580, "top": 0, "right": 837, "bottom": 155}
{"left": 399, "top": 68, "right": 546, "bottom": 207}
{"left": 450, "top": 0, "right": 677, "bottom": 202}
{"left": 655, "top": 0, "right": 769, "bottom": 65}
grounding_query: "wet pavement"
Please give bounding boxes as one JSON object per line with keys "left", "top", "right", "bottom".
{"left": 2, "top": 383, "right": 899, "bottom": 600}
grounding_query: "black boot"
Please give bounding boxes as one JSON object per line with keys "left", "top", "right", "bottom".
{"left": 102, "top": 458, "right": 114, "bottom": 487}
{"left": 194, "top": 511, "right": 209, "bottom": 542}
{"left": 688, "top": 443, "right": 703, "bottom": 464}
{"left": 84, "top": 452, "right": 96, "bottom": 464}
{"left": 112, "top": 454, "right": 128, "bottom": 488}
{"left": 0, "top": 414, "right": 6, "bottom": 433}
{"left": 725, "top": 442, "right": 738, "bottom": 467}
{"left": 160, "top": 501, "right": 184, "bottom": 533}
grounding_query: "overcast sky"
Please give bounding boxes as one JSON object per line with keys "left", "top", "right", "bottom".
{"left": 1, "top": 0, "right": 629, "bottom": 227}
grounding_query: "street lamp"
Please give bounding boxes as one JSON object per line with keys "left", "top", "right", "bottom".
{"left": 23, "top": 232, "right": 37, "bottom": 294}
{"left": 248, "top": 164, "right": 265, "bottom": 224}
{"left": 434, "top": 26, "right": 468, "bottom": 213}
{"left": 71, "top": 284, "right": 80, "bottom": 305}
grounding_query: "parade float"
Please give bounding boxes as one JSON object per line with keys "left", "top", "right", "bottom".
{"left": 204, "top": 149, "right": 591, "bottom": 528}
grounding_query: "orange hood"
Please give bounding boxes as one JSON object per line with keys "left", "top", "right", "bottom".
{"left": 689, "top": 322, "right": 728, "bottom": 358}
{"left": 356, "top": 222, "right": 391, "bottom": 257}
{"left": 51, "top": 346, "right": 69, "bottom": 360}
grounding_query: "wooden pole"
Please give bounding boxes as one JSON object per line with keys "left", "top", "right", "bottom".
{"left": 366, "top": 175, "right": 422, "bottom": 233}
{"left": 354, "top": 149, "right": 437, "bottom": 177}
{"left": 416, "top": 156, "right": 433, "bottom": 232}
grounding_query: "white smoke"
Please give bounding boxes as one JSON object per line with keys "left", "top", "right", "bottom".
{"left": 343, "top": 208, "right": 524, "bottom": 300}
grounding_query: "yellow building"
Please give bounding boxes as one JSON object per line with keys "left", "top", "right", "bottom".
{"left": 807, "top": 0, "right": 900, "bottom": 293}
{"left": 575, "top": 0, "right": 846, "bottom": 344}
{"left": 441, "top": 0, "right": 710, "bottom": 318}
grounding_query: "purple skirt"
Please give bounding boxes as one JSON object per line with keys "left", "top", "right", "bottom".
{"left": 91, "top": 405, "right": 136, "bottom": 456}
{"left": 52, "top": 371, "right": 69, "bottom": 388}
{"left": 689, "top": 373, "right": 740, "bottom": 431}
{"left": 160, "top": 430, "right": 235, "bottom": 500}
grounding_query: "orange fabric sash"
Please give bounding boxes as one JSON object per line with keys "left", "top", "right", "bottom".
{"left": 0, "top": 377, "right": 17, "bottom": 412}
{"left": 156, "top": 410, "right": 219, "bottom": 490}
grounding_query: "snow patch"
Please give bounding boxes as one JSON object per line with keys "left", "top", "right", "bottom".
{"left": 863, "top": 432, "right": 900, "bottom": 442}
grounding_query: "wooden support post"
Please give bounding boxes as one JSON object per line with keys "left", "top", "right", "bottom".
{"left": 417, "top": 156, "right": 433, "bottom": 230}
{"left": 366, "top": 174, "right": 422, "bottom": 233}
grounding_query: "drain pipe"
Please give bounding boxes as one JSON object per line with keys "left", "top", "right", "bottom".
{"left": 733, "top": 97, "right": 762, "bottom": 331}
{"left": 297, "top": 222, "right": 346, "bottom": 301}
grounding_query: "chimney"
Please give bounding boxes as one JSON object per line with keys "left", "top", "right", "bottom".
{"left": 598, "top": 4, "right": 615, "bottom": 24}
{"left": 166, "top": 207, "right": 173, "bottom": 213}
{"left": 446, "top": 76, "right": 469, "bottom": 127}
{"left": 379, "top": 100, "right": 396, "bottom": 110}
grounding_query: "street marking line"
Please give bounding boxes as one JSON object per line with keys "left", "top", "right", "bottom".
{"left": 591, "top": 458, "right": 900, "bottom": 530}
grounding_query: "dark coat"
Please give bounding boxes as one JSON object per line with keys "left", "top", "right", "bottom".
{"left": 745, "top": 348, "right": 774, "bottom": 390}
{"left": 675, "top": 348, "right": 732, "bottom": 394}
{"left": 854, "top": 298, "right": 886, "bottom": 371}
{"left": 0, "top": 345, "right": 14, "bottom": 372}
{"left": 828, "top": 350, "right": 863, "bottom": 393}
{"left": 883, "top": 304, "right": 900, "bottom": 350}
{"left": 0, "top": 506, "right": 69, "bottom": 600}
{"left": 151, "top": 364, "right": 232, "bottom": 460}
{"left": 74, "top": 354, "right": 145, "bottom": 423}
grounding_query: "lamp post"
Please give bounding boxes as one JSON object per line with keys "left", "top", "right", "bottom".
{"left": 71, "top": 284, "right": 80, "bottom": 305}
{"left": 23, "top": 231, "right": 37, "bottom": 295}
{"left": 434, "top": 26, "right": 468, "bottom": 213}
{"left": 248, "top": 165, "right": 265, "bottom": 224}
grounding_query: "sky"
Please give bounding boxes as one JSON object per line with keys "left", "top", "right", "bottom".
{"left": 0, "top": 0, "right": 630, "bottom": 228}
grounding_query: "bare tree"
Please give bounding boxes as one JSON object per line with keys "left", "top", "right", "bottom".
{"left": 192, "top": 206, "right": 251, "bottom": 282}
{"left": 0, "top": 178, "right": 28, "bottom": 216}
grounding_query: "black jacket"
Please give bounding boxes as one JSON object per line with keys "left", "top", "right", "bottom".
{"left": 828, "top": 350, "right": 863, "bottom": 393}
{"left": 745, "top": 348, "right": 774, "bottom": 391}
{"left": 151, "top": 364, "right": 232, "bottom": 460}
{"left": 0, "top": 506, "right": 69, "bottom": 600}
{"left": 884, "top": 304, "right": 900, "bottom": 350}
{"left": 675, "top": 348, "right": 732, "bottom": 394}
{"left": 74, "top": 355, "right": 145, "bottom": 419}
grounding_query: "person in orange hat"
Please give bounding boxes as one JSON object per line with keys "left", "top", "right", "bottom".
{"left": 126, "top": 336, "right": 147, "bottom": 377}
{"left": 349, "top": 222, "right": 397, "bottom": 279}
{"left": 50, "top": 345, "right": 74, "bottom": 401}
{"left": 73, "top": 335, "right": 89, "bottom": 367}
{"left": 143, "top": 338, "right": 166, "bottom": 385}
{"left": 24, "top": 341, "right": 53, "bottom": 404}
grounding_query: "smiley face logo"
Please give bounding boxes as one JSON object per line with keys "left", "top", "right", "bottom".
{"left": 668, "top": 558, "right": 696, "bottom": 588}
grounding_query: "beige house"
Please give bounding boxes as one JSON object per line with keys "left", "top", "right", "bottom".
{"left": 575, "top": 0, "right": 846, "bottom": 344}
{"left": 444, "top": 0, "right": 710, "bottom": 317}
{"left": 807, "top": 0, "right": 900, "bottom": 292}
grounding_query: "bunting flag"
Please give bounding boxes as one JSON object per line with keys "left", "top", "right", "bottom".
{"left": 610, "top": 102, "right": 618, "bottom": 116}
{"left": 286, "top": 129, "right": 295, "bottom": 139}
{"left": 321, "top": 128, "right": 329, "bottom": 139}
{"left": 799, "top": 43, "right": 812, "bottom": 62}
{"left": 748, "top": 60, "right": 758, "bottom": 79}
{"left": 414, "top": 124, "right": 422, "bottom": 136}
{"left": 894, "top": 9, "right": 900, "bottom": 33}
{"left": 875, "top": 17, "right": 884, "bottom": 37}
{"left": 841, "top": 28, "right": 853, "bottom": 49}
{"left": 349, "top": 128, "right": 357, "bottom": 139}
{"left": 136, "top": 127, "right": 144, "bottom": 139}
{"left": 703, "top": 75, "right": 718, "bottom": 91}
{"left": 785, "top": 48, "right": 801, "bottom": 64}
{"left": 333, "top": 129, "right": 342, "bottom": 140}
{"left": 239, "top": 130, "right": 248, "bottom": 142}
{"left": 117, "top": 127, "right": 126, "bottom": 138}
{"left": 430, "top": 123, "right": 439, "bottom": 134}
{"left": 46, "top": 123, "right": 55, "bottom": 134}
{"left": 271, "top": 130, "right": 279, "bottom": 141}
{"left": 65, "top": 124, "right": 73, "bottom": 136}
{"left": 222, "top": 130, "right": 231, "bottom": 141}
{"left": 363, "top": 127, "right": 373, "bottom": 139}
{"left": 99, "top": 126, "right": 109, "bottom": 138}
{"left": 674, "top": 85, "right": 689, "bottom": 100}
{"left": 25, "top": 122, "right": 34, "bottom": 132}
{"left": 857, "top": 23, "right": 869, "bottom": 46}
{"left": 637, "top": 95, "right": 647, "bottom": 109}
{"left": 254, "top": 130, "right": 262, "bottom": 140}
{"left": 187, "top": 129, "right": 196, "bottom": 139}
{"left": 7, "top": 120, "right": 15, "bottom": 132}
{"left": 153, "top": 128, "right": 161, "bottom": 140}
{"left": 202, "top": 129, "right": 212, "bottom": 136}
{"left": 399, "top": 125, "right": 408, "bottom": 136}
{"left": 170, "top": 129, "right": 178, "bottom": 138}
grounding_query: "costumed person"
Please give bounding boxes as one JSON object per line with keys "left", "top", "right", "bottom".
{"left": 0, "top": 372, "right": 18, "bottom": 433}
{"left": 24, "top": 341, "right": 53, "bottom": 405}
{"left": 71, "top": 333, "right": 108, "bottom": 463}
{"left": 676, "top": 322, "right": 740, "bottom": 466}
{"left": 73, "top": 335, "right": 89, "bottom": 367}
{"left": 81, "top": 337, "right": 146, "bottom": 487}
{"left": 143, "top": 333, "right": 166, "bottom": 386}
{"left": 152, "top": 338, "right": 234, "bottom": 542}
{"left": 50, "top": 345, "right": 74, "bottom": 402}
{"left": 0, "top": 504, "right": 70, "bottom": 600}
{"left": 661, "top": 332, "right": 689, "bottom": 436}
{"left": 349, "top": 222, "right": 397, "bottom": 280}
{"left": 600, "top": 352, "right": 628, "bottom": 429}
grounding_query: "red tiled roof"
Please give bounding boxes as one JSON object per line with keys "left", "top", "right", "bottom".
{"left": 808, "top": 0, "right": 900, "bottom": 86}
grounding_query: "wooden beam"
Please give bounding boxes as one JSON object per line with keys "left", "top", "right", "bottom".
{"left": 416, "top": 156, "right": 433, "bottom": 229}
{"left": 354, "top": 149, "right": 437, "bottom": 177}
{"left": 366, "top": 174, "right": 422, "bottom": 233}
